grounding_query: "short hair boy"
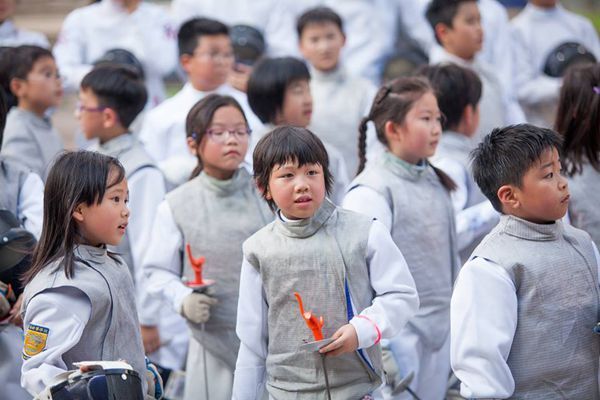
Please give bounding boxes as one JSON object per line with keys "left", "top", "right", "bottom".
{"left": 233, "top": 126, "right": 418, "bottom": 399}
{"left": 296, "top": 6, "right": 376, "bottom": 175}
{"left": 1, "top": 45, "right": 63, "bottom": 182}
{"left": 139, "top": 17, "right": 261, "bottom": 187}
{"left": 426, "top": 0, "right": 525, "bottom": 142}
{"left": 451, "top": 124, "right": 600, "bottom": 399}
{"left": 247, "top": 56, "right": 349, "bottom": 204}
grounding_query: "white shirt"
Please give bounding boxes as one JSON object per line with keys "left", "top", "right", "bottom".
{"left": 18, "top": 172, "right": 44, "bottom": 240}
{"left": 510, "top": 3, "right": 600, "bottom": 127}
{"left": 451, "top": 241, "right": 600, "bottom": 398}
{"left": 232, "top": 219, "right": 419, "bottom": 399}
{"left": 21, "top": 287, "right": 91, "bottom": 396}
{"left": 53, "top": 0, "right": 177, "bottom": 106}
{"left": 0, "top": 20, "right": 49, "bottom": 48}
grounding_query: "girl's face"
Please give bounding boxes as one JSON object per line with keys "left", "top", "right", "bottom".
{"left": 391, "top": 91, "right": 443, "bottom": 164}
{"left": 195, "top": 105, "right": 249, "bottom": 179}
{"left": 73, "top": 170, "right": 129, "bottom": 247}
{"left": 276, "top": 79, "right": 313, "bottom": 128}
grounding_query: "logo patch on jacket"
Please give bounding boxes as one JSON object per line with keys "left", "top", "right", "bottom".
{"left": 23, "top": 324, "right": 49, "bottom": 359}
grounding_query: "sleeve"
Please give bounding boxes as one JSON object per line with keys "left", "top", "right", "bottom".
{"left": 17, "top": 172, "right": 44, "bottom": 240}
{"left": 593, "top": 242, "right": 600, "bottom": 287}
{"left": 21, "top": 287, "right": 91, "bottom": 396}
{"left": 349, "top": 220, "right": 419, "bottom": 349}
{"left": 451, "top": 256, "right": 517, "bottom": 399}
{"left": 52, "top": 10, "right": 94, "bottom": 92}
{"left": 138, "top": 108, "right": 168, "bottom": 164}
{"left": 342, "top": 186, "right": 393, "bottom": 232}
{"left": 2, "top": 128, "right": 43, "bottom": 178}
{"left": 232, "top": 257, "right": 268, "bottom": 400}
{"left": 125, "top": 168, "right": 167, "bottom": 325}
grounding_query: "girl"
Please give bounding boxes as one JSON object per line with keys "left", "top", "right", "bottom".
{"left": 555, "top": 63, "right": 600, "bottom": 249}
{"left": 142, "top": 94, "right": 272, "bottom": 400}
{"left": 344, "top": 77, "right": 459, "bottom": 400}
{"left": 20, "top": 151, "right": 153, "bottom": 397}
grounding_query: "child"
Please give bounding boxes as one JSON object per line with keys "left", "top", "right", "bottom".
{"left": 297, "top": 6, "right": 376, "bottom": 175}
{"left": 419, "top": 63, "right": 499, "bottom": 262}
{"left": 19, "top": 151, "right": 158, "bottom": 397}
{"left": 77, "top": 64, "right": 188, "bottom": 379}
{"left": 426, "top": 0, "right": 525, "bottom": 144}
{"left": 143, "top": 94, "right": 272, "bottom": 400}
{"left": 0, "top": 0, "right": 49, "bottom": 48}
{"left": 53, "top": 0, "right": 176, "bottom": 107}
{"left": 344, "top": 77, "right": 459, "bottom": 400}
{"left": 247, "top": 56, "right": 349, "bottom": 203}
{"left": 555, "top": 63, "right": 600, "bottom": 249}
{"left": 1, "top": 45, "right": 63, "bottom": 182}
{"left": 451, "top": 124, "right": 600, "bottom": 399}
{"left": 511, "top": 0, "right": 600, "bottom": 128}
{"left": 232, "top": 126, "right": 418, "bottom": 399}
{"left": 139, "top": 17, "right": 262, "bottom": 187}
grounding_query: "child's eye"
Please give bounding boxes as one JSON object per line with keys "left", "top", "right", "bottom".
{"left": 545, "top": 172, "right": 554, "bottom": 179}
{"left": 112, "top": 196, "right": 121, "bottom": 203}
{"left": 307, "top": 170, "right": 319, "bottom": 176}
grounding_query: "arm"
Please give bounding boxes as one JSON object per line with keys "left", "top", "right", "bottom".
{"left": 343, "top": 186, "right": 393, "bottom": 232}
{"left": 17, "top": 172, "right": 44, "bottom": 240}
{"left": 232, "top": 258, "right": 268, "bottom": 400}
{"left": 21, "top": 287, "right": 91, "bottom": 396}
{"left": 451, "top": 257, "right": 517, "bottom": 399}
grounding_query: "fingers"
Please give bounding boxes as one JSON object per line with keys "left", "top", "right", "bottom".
{"left": 195, "top": 293, "right": 218, "bottom": 305}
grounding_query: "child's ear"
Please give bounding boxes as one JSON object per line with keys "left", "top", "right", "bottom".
{"left": 384, "top": 120, "right": 402, "bottom": 142}
{"left": 434, "top": 23, "right": 451, "bottom": 46}
{"left": 180, "top": 54, "right": 193, "bottom": 74}
{"left": 186, "top": 136, "right": 198, "bottom": 156}
{"left": 72, "top": 204, "right": 85, "bottom": 223}
{"left": 497, "top": 184, "right": 520, "bottom": 211}
{"left": 9, "top": 78, "right": 25, "bottom": 98}
{"left": 102, "top": 108, "right": 119, "bottom": 129}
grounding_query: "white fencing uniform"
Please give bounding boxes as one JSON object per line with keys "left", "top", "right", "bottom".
{"left": 0, "top": 20, "right": 49, "bottom": 48}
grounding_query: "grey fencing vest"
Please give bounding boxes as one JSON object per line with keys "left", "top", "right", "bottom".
{"left": 166, "top": 168, "right": 271, "bottom": 370}
{"left": 94, "top": 134, "right": 156, "bottom": 278}
{"left": 568, "top": 162, "right": 600, "bottom": 249}
{"left": 243, "top": 199, "right": 383, "bottom": 399}
{"left": 0, "top": 157, "right": 28, "bottom": 216}
{"left": 472, "top": 215, "right": 600, "bottom": 399}
{"left": 348, "top": 152, "right": 458, "bottom": 351}
{"left": 22, "top": 245, "right": 147, "bottom": 388}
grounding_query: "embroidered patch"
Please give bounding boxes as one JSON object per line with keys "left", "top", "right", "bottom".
{"left": 23, "top": 324, "right": 49, "bottom": 359}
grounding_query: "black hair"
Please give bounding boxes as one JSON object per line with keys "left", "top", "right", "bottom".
{"left": 253, "top": 126, "right": 333, "bottom": 211}
{"left": 185, "top": 93, "right": 248, "bottom": 179}
{"left": 554, "top": 63, "right": 600, "bottom": 176}
{"left": 358, "top": 76, "right": 456, "bottom": 191}
{"left": 178, "top": 17, "right": 230, "bottom": 57}
{"left": 296, "top": 6, "right": 344, "bottom": 38}
{"left": 417, "top": 63, "right": 482, "bottom": 131}
{"left": 425, "top": 0, "right": 477, "bottom": 45}
{"left": 247, "top": 57, "right": 310, "bottom": 124}
{"left": 0, "top": 47, "right": 17, "bottom": 110}
{"left": 8, "top": 45, "right": 54, "bottom": 82}
{"left": 471, "top": 124, "right": 563, "bottom": 212}
{"left": 23, "top": 151, "right": 126, "bottom": 284}
{"left": 80, "top": 64, "right": 147, "bottom": 129}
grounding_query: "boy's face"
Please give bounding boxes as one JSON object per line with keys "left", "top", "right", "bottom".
{"left": 503, "top": 147, "right": 570, "bottom": 224}
{"left": 266, "top": 160, "right": 326, "bottom": 220}
{"left": 15, "top": 56, "right": 62, "bottom": 114}
{"left": 299, "top": 22, "right": 345, "bottom": 72}
{"left": 182, "top": 34, "right": 234, "bottom": 92}
{"left": 76, "top": 88, "right": 112, "bottom": 141}
{"left": 276, "top": 79, "right": 313, "bottom": 127}
{"left": 439, "top": 2, "right": 483, "bottom": 61}
{"left": 0, "top": 0, "right": 16, "bottom": 22}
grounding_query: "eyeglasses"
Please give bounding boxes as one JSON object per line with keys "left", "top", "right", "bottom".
{"left": 75, "top": 101, "right": 108, "bottom": 114}
{"left": 204, "top": 127, "right": 251, "bottom": 144}
{"left": 193, "top": 51, "right": 235, "bottom": 63}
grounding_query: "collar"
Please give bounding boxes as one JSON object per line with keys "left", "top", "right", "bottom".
{"left": 309, "top": 65, "right": 346, "bottom": 83}
{"left": 74, "top": 244, "right": 108, "bottom": 265}
{"left": 197, "top": 168, "right": 249, "bottom": 196}
{"left": 441, "top": 130, "right": 474, "bottom": 151}
{"left": 0, "top": 20, "right": 17, "bottom": 38}
{"left": 524, "top": 2, "right": 563, "bottom": 18}
{"left": 12, "top": 107, "right": 52, "bottom": 128}
{"left": 95, "top": 133, "right": 134, "bottom": 157}
{"left": 380, "top": 151, "right": 429, "bottom": 181}
{"left": 274, "top": 198, "right": 336, "bottom": 238}
{"left": 499, "top": 214, "right": 562, "bottom": 241}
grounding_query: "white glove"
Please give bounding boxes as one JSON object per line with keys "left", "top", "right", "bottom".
{"left": 180, "top": 292, "right": 218, "bottom": 324}
{"left": 382, "top": 348, "right": 415, "bottom": 395}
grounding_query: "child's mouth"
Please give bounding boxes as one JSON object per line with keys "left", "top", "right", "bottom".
{"left": 118, "top": 223, "right": 127, "bottom": 233}
{"left": 295, "top": 195, "right": 312, "bottom": 204}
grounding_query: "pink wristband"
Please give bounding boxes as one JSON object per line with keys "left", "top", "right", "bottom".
{"left": 356, "top": 315, "right": 382, "bottom": 345}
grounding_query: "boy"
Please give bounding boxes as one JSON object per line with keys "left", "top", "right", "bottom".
{"left": 78, "top": 65, "right": 188, "bottom": 380}
{"left": 233, "top": 126, "right": 419, "bottom": 399}
{"left": 246, "top": 56, "right": 349, "bottom": 204}
{"left": 420, "top": 63, "right": 498, "bottom": 262}
{"left": 451, "top": 124, "right": 600, "bottom": 399}
{"left": 297, "top": 6, "right": 376, "bottom": 175}
{"left": 0, "top": 0, "right": 49, "bottom": 48}
{"left": 53, "top": 0, "right": 176, "bottom": 107}
{"left": 510, "top": 0, "right": 600, "bottom": 128}
{"left": 138, "top": 17, "right": 261, "bottom": 187}
{"left": 1, "top": 45, "right": 63, "bottom": 182}
{"left": 426, "top": 0, "right": 525, "bottom": 144}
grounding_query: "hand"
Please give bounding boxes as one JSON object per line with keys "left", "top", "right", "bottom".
{"left": 141, "top": 325, "right": 161, "bottom": 354}
{"left": 228, "top": 63, "right": 252, "bottom": 93}
{"left": 180, "top": 292, "right": 218, "bottom": 324}
{"left": 319, "top": 324, "right": 359, "bottom": 357}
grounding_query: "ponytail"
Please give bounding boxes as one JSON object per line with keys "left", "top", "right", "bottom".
{"left": 356, "top": 116, "right": 370, "bottom": 175}
{"left": 430, "top": 163, "right": 457, "bottom": 192}
{"left": 189, "top": 158, "right": 204, "bottom": 180}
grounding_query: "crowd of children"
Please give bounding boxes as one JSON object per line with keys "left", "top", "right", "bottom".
{"left": 0, "top": 0, "right": 599, "bottom": 399}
